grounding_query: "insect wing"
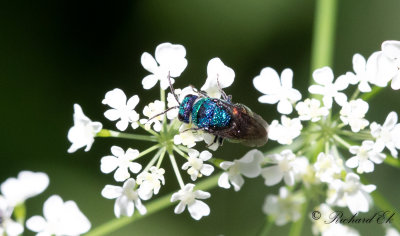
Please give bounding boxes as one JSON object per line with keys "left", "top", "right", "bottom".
{"left": 213, "top": 102, "right": 268, "bottom": 147}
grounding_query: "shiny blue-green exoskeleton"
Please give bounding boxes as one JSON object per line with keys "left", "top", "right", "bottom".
{"left": 154, "top": 75, "right": 269, "bottom": 147}
{"left": 178, "top": 95, "right": 232, "bottom": 129}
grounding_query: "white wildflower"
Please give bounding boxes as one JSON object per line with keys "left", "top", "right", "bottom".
{"left": 309, "top": 66, "right": 349, "bottom": 108}
{"left": 346, "top": 140, "right": 386, "bottom": 174}
{"left": 182, "top": 149, "right": 214, "bottom": 181}
{"left": 326, "top": 173, "right": 376, "bottom": 214}
{"left": 263, "top": 187, "right": 305, "bottom": 226}
{"left": 261, "top": 150, "right": 301, "bottom": 186}
{"left": 0, "top": 196, "right": 23, "bottom": 236}
{"left": 139, "top": 100, "right": 165, "bottom": 132}
{"left": 102, "top": 88, "right": 140, "bottom": 131}
{"left": 141, "top": 42, "right": 188, "bottom": 90}
{"left": 200, "top": 58, "right": 235, "bottom": 99}
{"left": 173, "top": 123, "right": 204, "bottom": 148}
{"left": 101, "top": 178, "right": 146, "bottom": 217}
{"left": 137, "top": 167, "right": 165, "bottom": 200}
{"left": 170, "top": 184, "right": 210, "bottom": 220}
{"left": 295, "top": 98, "right": 329, "bottom": 122}
{"left": 340, "top": 99, "right": 369, "bottom": 132}
{"left": 370, "top": 111, "right": 400, "bottom": 157}
{"left": 218, "top": 149, "right": 263, "bottom": 191}
{"left": 268, "top": 116, "right": 302, "bottom": 145}
{"left": 381, "top": 40, "right": 400, "bottom": 90}
{"left": 314, "top": 153, "right": 344, "bottom": 183}
{"left": 100, "top": 146, "right": 142, "bottom": 182}
{"left": 26, "top": 195, "right": 91, "bottom": 235}
{"left": 344, "top": 53, "right": 378, "bottom": 92}
{"left": 67, "top": 104, "right": 102, "bottom": 153}
{"left": 253, "top": 67, "right": 301, "bottom": 114}
{"left": 1, "top": 171, "right": 49, "bottom": 207}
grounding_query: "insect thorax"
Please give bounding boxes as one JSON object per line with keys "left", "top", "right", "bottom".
{"left": 191, "top": 98, "right": 231, "bottom": 128}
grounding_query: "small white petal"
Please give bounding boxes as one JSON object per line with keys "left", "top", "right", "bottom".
{"left": 128, "top": 162, "right": 142, "bottom": 174}
{"left": 200, "top": 164, "right": 214, "bottom": 176}
{"left": 102, "top": 88, "right": 127, "bottom": 109}
{"left": 345, "top": 157, "right": 359, "bottom": 168}
{"left": 218, "top": 173, "right": 231, "bottom": 189}
{"left": 188, "top": 200, "right": 210, "bottom": 220}
{"left": 142, "top": 75, "right": 159, "bottom": 90}
{"left": 100, "top": 156, "right": 119, "bottom": 173}
{"left": 101, "top": 185, "right": 122, "bottom": 199}
{"left": 262, "top": 166, "right": 283, "bottom": 186}
{"left": 114, "top": 167, "right": 130, "bottom": 182}
{"left": 174, "top": 202, "right": 186, "bottom": 214}
{"left": 353, "top": 53, "right": 366, "bottom": 74}
{"left": 277, "top": 99, "right": 293, "bottom": 114}
{"left": 313, "top": 67, "right": 334, "bottom": 85}
{"left": 127, "top": 95, "right": 139, "bottom": 110}
{"left": 26, "top": 216, "right": 46, "bottom": 232}
{"left": 104, "top": 109, "right": 121, "bottom": 121}
{"left": 253, "top": 67, "right": 281, "bottom": 94}
{"left": 141, "top": 52, "right": 158, "bottom": 73}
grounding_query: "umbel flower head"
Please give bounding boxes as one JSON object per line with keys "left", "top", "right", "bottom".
{"left": 65, "top": 40, "right": 400, "bottom": 236}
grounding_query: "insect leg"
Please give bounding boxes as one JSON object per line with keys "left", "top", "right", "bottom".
{"left": 217, "top": 136, "right": 224, "bottom": 146}
{"left": 205, "top": 135, "right": 220, "bottom": 148}
{"left": 181, "top": 127, "right": 205, "bottom": 133}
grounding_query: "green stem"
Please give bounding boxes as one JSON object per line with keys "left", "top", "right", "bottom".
{"left": 143, "top": 148, "right": 164, "bottom": 173}
{"left": 258, "top": 216, "right": 274, "bottom": 236}
{"left": 310, "top": 0, "right": 338, "bottom": 73}
{"left": 173, "top": 145, "right": 189, "bottom": 159}
{"left": 97, "top": 129, "right": 157, "bottom": 142}
{"left": 85, "top": 175, "right": 219, "bottom": 236}
{"left": 288, "top": 200, "right": 308, "bottom": 236}
{"left": 338, "top": 130, "right": 373, "bottom": 140}
{"left": 309, "top": 0, "right": 338, "bottom": 102}
{"left": 160, "top": 86, "right": 168, "bottom": 134}
{"left": 332, "top": 134, "right": 352, "bottom": 149}
{"left": 156, "top": 148, "right": 166, "bottom": 168}
{"left": 134, "top": 144, "right": 161, "bottom": 160}
{"left": 384, "top": 155, "right": 400, "bottom": 169}
{"left": 13, "top": 203, "right": 26, "bottom": 225}
{"left": 350, "top": 88, "right": 360, "bottom": 101}
{"left": 361, "top": 86, "right": 384, "bottom": 101}
{"left": 138, "top": 124, "right": 160, "bottom": 137}
{"left": 168, "top": 152, "right": 185, "bottom": 188}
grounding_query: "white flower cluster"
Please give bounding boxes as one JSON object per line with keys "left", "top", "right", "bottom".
{"left": 67, "top": 42, "right": 243, "bottom": 221}
{"left": 65, "top": 40, "right": 400, "bottom": 235}
{"left": 253, "top": 40, "right": 400, "bottom": 234}
{"left": 0, "top": 171, "right": 90, "bottom": 236}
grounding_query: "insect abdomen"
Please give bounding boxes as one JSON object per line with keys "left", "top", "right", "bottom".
{"left": 191, "top": 98, "right": 231, "bottom": 128}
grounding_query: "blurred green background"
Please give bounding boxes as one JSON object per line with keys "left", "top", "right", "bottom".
{"left": 1, "top": 0, "right": 400, "bottom": 235}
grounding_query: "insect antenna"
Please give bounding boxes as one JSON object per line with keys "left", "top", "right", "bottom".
{"left": 167, "top": 72, "right": 180, "bottom": 104}
{"left": 145, "top": 106, "right": 179, "bottom": 124}
{"left": 216, "top": 74, "right": 231, "bottom": 101}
